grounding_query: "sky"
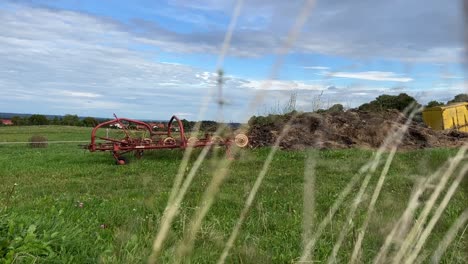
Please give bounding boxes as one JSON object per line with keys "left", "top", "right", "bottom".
{"left": 0, "top": 0, "right": 466, "bottom": 122}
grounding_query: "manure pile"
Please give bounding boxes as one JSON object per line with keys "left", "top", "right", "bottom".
{"left": 247, "top": 110, "right": 468, "bottom": 150}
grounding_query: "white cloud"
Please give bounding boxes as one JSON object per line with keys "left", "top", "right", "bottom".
{"left": 174, "top": 112, "right": 193, "bottom": 117}
{"left": 47, "top": 99, "right": 126, "bottom": 110}
{"left": 242, "top": 80, "right": 323, "bottom": 91}
{"left": 440, "top": 73, "right": 464, "bottom": 79}
{"left": 303, "top": 66, "right": 330, "bottom": 70}
{"left": 195, "top": 72, "right": 217, "bottom": 83}
{"left": 327, "top": 71, "right": 413, "bottom": 82}
{"left": 2, "top": 0, "right": 463, "bottom": 63}
{"left": 167, "top": 0, "right": 464, "bottom": 62}
{"left": 58, "top": 90, "right": 102, "bottom": 98}
{"left": 0, "top": 5, "right": 224, "bottom": 119}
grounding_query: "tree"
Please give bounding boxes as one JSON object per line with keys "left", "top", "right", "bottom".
{"left": 82, "top": 117, "right": 98, "bottom": 127}
{"left": 28, "top": 114, "right": 49, "bottom": 125}
{"left": 181, "top": 119, "right": 194, "bottom": 131}
{"left": 426, "top": 100, "right": 444, "bottom": 108}
{"left": 359, "top": 93, "right": 419, "bottom": 112}
{"left": 51, "top": 116, "right": 61, "bottom": 125}
{"left": 200, "top": 120, "right": 218, "bottom": 132}
{"left": 11, "top": 116, "right": 21, "bottom": 126}
{"left": 448, "top": 94, "right": 468, "bottom": 104}
{"left": 62, "top": 114, "right": 80, "bottom": 126}
{"left": 11, "top": 116, "right": 28, "bottom": 126}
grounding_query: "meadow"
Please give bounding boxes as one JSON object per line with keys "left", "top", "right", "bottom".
{"left": 0, "top": 126, "right": 466, "bottom": 263}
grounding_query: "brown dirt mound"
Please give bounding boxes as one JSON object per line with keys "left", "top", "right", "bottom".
{"left": 247, "top": 110, "right": 468, "bottom": 150}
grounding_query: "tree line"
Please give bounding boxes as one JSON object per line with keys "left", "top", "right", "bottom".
{"left": 4, "top": 114, "right": 223, "bottom": 131}
{"left": 314, "top": 93, "right": 467, "bottom": 114}
{"left": 357, "top": 93, "right": 467, "bottom": 112}
{"left": 7, "top": 114, "right": 100, "bottom": 127}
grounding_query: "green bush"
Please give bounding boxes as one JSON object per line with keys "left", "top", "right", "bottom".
{"left": 425, "top": 100, "right": 444, "bottom": 108}
{"left": 327, "top": 104, "right": 344, "bottom": 113}
{"left": 247, "top": 113, "right": 294, "bottom": 129}
{"left": 0, "top": 214, "right": 58, "bottom": 263}
{"left": 358, "top": 93, "right": 419, "bottom": 112}
{"left": 448, "top": 93, "right": 468, "bottom": 104}
{"left": 62, "top": 114, "right": 81, "bottom": 126}
{"left": 315, "top": 104, "right": 344, "bottom": 114}
{"left": 82, "top": 117, "right": 98, "bottom": 127}
{"left": 11, "top": 116, "right": 28, "bottom": 126}
{"left": 28, "top": 115, "right": 49, "bottom": 125}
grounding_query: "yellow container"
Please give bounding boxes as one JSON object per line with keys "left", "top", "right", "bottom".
{"left": 422, "top": 102, "right": 468, "bottom": 132}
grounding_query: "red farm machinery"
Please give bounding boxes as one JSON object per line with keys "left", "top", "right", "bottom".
{"left": 85, "top": 114, "right": 249, "bottom": 165}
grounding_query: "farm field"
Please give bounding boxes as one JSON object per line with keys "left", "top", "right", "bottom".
{"left": 0, "top": 126, "right": 466, "bottom": 263}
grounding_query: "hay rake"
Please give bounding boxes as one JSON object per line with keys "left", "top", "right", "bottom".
{"left": 85, "top": 114, "right": 249, "bottom": 165}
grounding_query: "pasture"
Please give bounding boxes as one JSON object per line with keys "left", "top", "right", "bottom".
{"left": 0, "top": 126, "right": 466, "bottom": 263}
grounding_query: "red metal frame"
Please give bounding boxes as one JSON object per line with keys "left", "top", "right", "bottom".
{"left": 86, "top": 114, "right": 232, "bottom": 163}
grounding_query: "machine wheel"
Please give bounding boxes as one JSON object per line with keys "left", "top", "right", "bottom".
{"left": 142, "top": 138, "right": 152, "bottom": 145}
{"left": 163, "top": 137, "right": 176, "bottom": 146}
{"left": 234, "top": 134, "right": 249, "bottom": 148}
{"left": 187, "top": 136, "right": 198, "bottom": 146}
{"left": 115, "top": 157, "right": 128, "bottom": 165}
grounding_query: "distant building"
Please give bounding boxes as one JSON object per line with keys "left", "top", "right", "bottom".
{"left": 109, "top": 123, "right": 123, "bottom": 129}
{"left": 150, "top": 122, "right": 165, "bottom": 130}
{"left": 1, "top": 119, "right": 13, "bottom": 125}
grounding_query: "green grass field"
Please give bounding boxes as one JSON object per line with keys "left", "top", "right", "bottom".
{"left": 0, "top": 126, "right": 466, "bottom": 263}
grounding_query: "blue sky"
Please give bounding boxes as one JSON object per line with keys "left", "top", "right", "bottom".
{"left": 0, "top": 0, "right": 466, "bottom": 121}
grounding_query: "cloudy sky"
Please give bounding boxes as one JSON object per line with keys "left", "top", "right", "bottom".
{"left": 0, "top": 0, "right": 466, "bottom": 121}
